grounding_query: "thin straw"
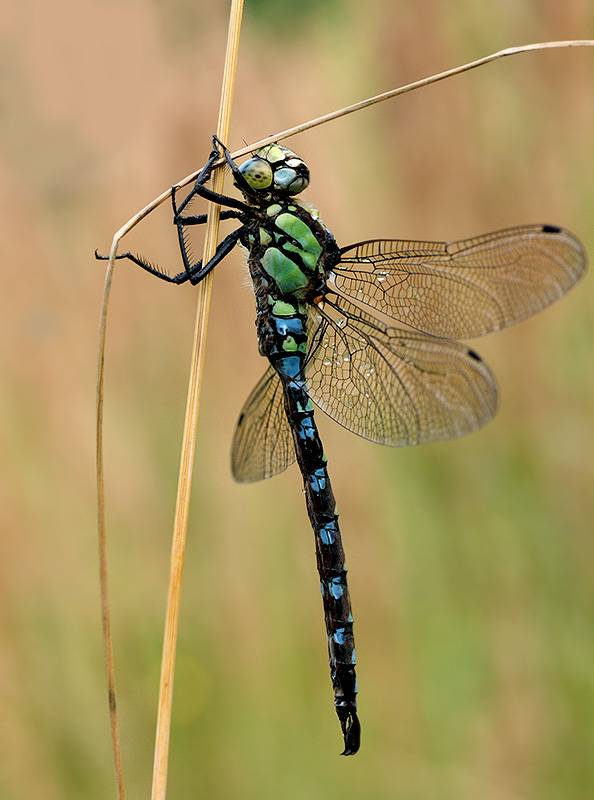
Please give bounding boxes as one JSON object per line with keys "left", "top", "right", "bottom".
{"left": 149, "top": 2, "right": 244, "bottom": 799}
{"left": 106, "top": 39, "right": 594, "bottom": 233}
{"left": 96, "top": 260, "right": 125, "bottom": 799}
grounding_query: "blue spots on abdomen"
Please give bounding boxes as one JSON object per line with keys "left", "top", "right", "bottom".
{"left": 309, "top": 467, "right": 327, "bottom": 493}
{"left": 263, "top": 302, "right": 359, "bottom": 753}
{"left": 318, "top": 520, "right": 337, "bottom": 545}
{"left": 273, "top": 315, "right": 305, "bottom": 338}
{"left": 327, "top": 575, "right": 345, "bottom": 600}
{"left": 333, "top": 627, "right": 346, "bottom": 645}
{"left": 276, "top": 355, "right": 302, "bottom": 379}
{"left": 297, "top": 417, "right": 317, "bottom": 442}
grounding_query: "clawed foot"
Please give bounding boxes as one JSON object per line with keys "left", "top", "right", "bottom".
{"left": 211, "top": 134, "right": 226, "bottom": 158}
{"left": 95, "top": 249, "right": 130, "bottom": 261}
{"left": 212, "top": 134, "right": 235, "bottom": 171}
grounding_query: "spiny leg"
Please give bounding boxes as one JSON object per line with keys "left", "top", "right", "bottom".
{"left": 95, "top": 210, "right": 242, "bottom": 282}
{"left": 95, "top": 137, "right": 249, "bottom": 283}
{"left": 171, "top": 207, "right": 242, "bottom": 227}
{"left": 181, "top": 227, "right": 243, "bottom": 285}
{"left": 213, "top": 134, "right": 254, "bottom": 197}
{"left": 171, "top": 182, "right": 243, "bottom": 282}
{"left": 94, "top": 249, "right": 181, "bottom": 283}
{"left": 171, "top": 137, "right": 249, "bottom": 281}
{"left": 177, "top": 135, "right": 251, "bottom": 214}
{"left": 95, "top": 227, "right": 243, "bottom": 286}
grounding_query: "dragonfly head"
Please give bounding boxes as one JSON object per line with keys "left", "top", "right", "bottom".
{"left": 237, "top": 144, "right": 310, "bottom": 201}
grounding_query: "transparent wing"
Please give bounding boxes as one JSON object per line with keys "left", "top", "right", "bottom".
{"left": 334, "top": 225, "right": 586, "bottom": 338}
{"left": 305, "top": 295, "right": 497, "bottom": 447}
{"left": 231, "top": 365, "right": 295, "bottom": 483}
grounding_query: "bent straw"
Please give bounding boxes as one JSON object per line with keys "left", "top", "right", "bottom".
{"left": 95, "top": 35, "right": 593, "bottom": 798}
{"left": 149, "top": 1, "right": 244, "bottom": 799}
{"left": 96, "top": 264, "right": 125, "bottom": 799}
{"left": 100, "top": 39, "right": 594, "bottom": 241}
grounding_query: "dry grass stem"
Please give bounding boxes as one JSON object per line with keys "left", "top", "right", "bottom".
{"left": 96, "top": 263, "right": 125, "bottom": 800}
{"left": 149, "top": 1, "right": 244, "bottom": 798}
{"left": 101, "top": 39, "right": 594, "bottom": 240}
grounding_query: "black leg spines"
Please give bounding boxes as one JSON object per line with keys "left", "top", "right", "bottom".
{"left": 171, "top": 184, "right": 181, "bottom": 219}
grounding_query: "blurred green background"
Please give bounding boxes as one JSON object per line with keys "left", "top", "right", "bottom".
{"left": 2, "top": 1, "right": 593, "bottom": 798}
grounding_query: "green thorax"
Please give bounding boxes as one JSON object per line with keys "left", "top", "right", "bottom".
{"left": 254, "top": 202, "right": 325, "bottom": 299}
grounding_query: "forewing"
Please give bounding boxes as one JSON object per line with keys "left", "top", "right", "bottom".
{"left": 305, "top": 296, "right": 497, "bottom": 447}
{"left": 334, "top": 225, "right": 586, "bottom": 338}
{"left": 231, "top": 366, "right": 295, "bottom": 483}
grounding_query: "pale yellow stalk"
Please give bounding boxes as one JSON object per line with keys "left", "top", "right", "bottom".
{"left": 149, "top": 2, "right": 244, "bottom": 798}
{"left": 106, "top": 40, "right": 594, "bottom": 231}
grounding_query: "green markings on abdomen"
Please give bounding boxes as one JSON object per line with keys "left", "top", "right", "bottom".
{"left": 270, "top": 299, "right": 297, "bottom": 316}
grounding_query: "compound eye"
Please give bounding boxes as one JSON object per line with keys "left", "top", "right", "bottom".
{"left": 288, "top": 176, "right": 309, "bottom": 195}
{"left": 273, "top": 167, "right": 297, "bottom": 188}
{"left": 239, "top": 157, "right": 273, "bottom": 190}
{"left": 273, "top": 166, "right": 309, "bottom": 196}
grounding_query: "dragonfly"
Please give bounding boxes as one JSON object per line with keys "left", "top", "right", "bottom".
{"left": 98, "top": 136, "right": 586, "bottom": 755}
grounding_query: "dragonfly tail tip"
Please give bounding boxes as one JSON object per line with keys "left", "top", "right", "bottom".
{"left": 339, "top": 709, "right": 361, "bottom": 756}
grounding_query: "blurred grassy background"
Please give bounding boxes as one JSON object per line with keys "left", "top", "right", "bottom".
{"left": 1, "top": 1, "right": 593, "bottom": 798}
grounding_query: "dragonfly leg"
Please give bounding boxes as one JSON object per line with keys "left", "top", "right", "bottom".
{"left": 188, "top": 179, "right": 249, "bottom": 212}
{"left": 174, "top": 176, "right": 244, "bottom": 282}
{"left": 171, "top": 205, "right": 241, "bottom": 227}
{"left": 175, "top": 227, "right": 243, "bottom": 285}
{"left": 176, "top": 136, "right": 250, "bottom": 214}
{"left": 94, "top": 249, "right": 185, "bottom": 284}
{"left": 95, "top": 138, "right": 250, "bottom": 285}
{"left": 173, "top": 144, "right": 246, "bottom": 283}
{"left": 94, "top": 227, "right": 243, "bottom": 286}
{"left": 213, "top": 134, "right": 255, "bottom": 197}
